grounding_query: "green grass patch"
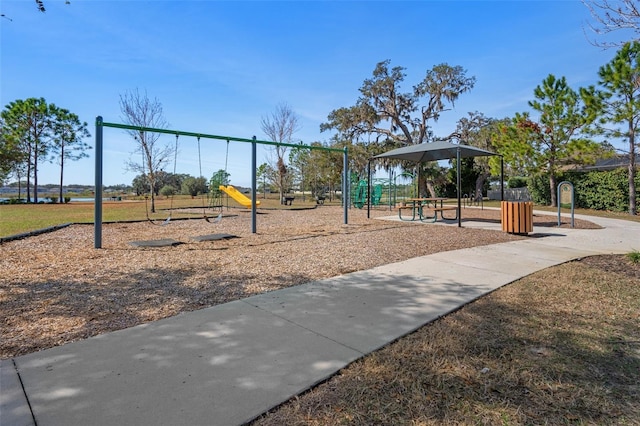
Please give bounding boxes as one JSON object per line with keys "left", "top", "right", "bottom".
{"left": 0, "top": 195, "right": 326, "bottom": 237}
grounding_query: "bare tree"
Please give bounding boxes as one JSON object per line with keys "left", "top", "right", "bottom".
{"left": 260, "top": 102, "right": 301, "bottom": 203}
{"left": 583, "top": 0, "right": 640, "bottom": 47}
{"left": 119, "top": 89, "right": 171, "bottom": 213}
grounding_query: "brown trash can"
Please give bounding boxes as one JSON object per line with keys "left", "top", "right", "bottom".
{"left": 501, "top": 201, "right": 533, "bottom": 234}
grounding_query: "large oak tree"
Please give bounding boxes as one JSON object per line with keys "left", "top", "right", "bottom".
{"left": 321, "top": 60, "right": 475, "bottom": 197}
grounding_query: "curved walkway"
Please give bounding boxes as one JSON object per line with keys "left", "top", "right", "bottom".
{"left": 1, "top": 212, "right": 639, "bottom": 426}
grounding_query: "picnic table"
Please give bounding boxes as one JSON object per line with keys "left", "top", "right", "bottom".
{"left": 398, "top": 198, "right": 458, "bottom": 222}
{"left": 282, "top": 196, "right": 295, "bottom": 206}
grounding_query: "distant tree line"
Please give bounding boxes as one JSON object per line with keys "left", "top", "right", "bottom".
{"left": 131, "top": 172, "right": 208, "bottom": 198}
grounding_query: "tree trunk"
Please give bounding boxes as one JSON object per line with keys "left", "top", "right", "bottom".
{"left": 278, "top": 158, "right": 287, "bottom": 204}
{"left": 629, "top": 129, "right": 637, "bottom": 216}
{"left": 417, "top": 169, "right": 436, "bottom": 198}
{"left": 475, "top": 172, "right": 490, "bottom": 201}
{"left": 59, "top": 144, "right": 65, "bottom": 203}
{"left": 629, "top": 160, "right": 636, "bottom": 216}
{"left": 418, "top": 176, "right": 424, "bottom": 197}
{"left": 425, "top": 180, "right": 436, "bottom": 198}
{"left": 148, "top": 175, "right": 156, "bottom": 213}
{"left": 549, "top": 173, "right": 557, "bottom": 207}
{"left": 26, "top": 147, "right": 32, "bottom": 203}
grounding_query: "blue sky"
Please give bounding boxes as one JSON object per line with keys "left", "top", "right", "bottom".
{"left": 0, "top": 0, "right": 623, "bottom": 187}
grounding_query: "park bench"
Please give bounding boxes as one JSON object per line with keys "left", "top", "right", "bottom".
{"left": 316, "top": 196, "right": 326, "bottom": 205}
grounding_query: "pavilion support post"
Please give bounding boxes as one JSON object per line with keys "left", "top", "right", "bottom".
{"left": 389, "top": 168, "right": 393, "bottom": 211}
{"left": 367, "top": 160, "right": 371, "bottom": 218}
{"left": 343, "top": 147, "right": 348, "bottom": 224}
{"left": 457, "top": 147, "right": 461, "bottom": 228}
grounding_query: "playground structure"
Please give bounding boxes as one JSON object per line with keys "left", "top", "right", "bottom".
{"left": 352, "top": 179, "right": 385, "bottom": 209}
{"left": 218, "top": 185, "right": 260, "bottom": 209}
{"left": 94, "top": 117, "right": 349, "bottom": 248}
{"left": 350, "top": 171, "right": 416, "bottom": 209}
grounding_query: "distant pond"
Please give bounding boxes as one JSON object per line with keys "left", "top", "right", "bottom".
{"left": 0, "top": 197, "right": 122, "bottom": 203}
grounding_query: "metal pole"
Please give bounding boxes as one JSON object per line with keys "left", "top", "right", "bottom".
{"left": 500, "top": 156, "right": 504, "bottom": 201}
{"left": 388, "top": 168, "right": 393, "bottom": 211}
{"left": 94, "top": 117, "right": 103, "bottom": 248}
{"left": 343, "top": 147, "right": 348, "bottom": 224}
{"left": 557, "top": 184, "right": 561, "bottom": 227}
{"left": 457, "top": 147, "right": 462, "bottom": 228}
{"left": 367, "top": 160, "right": 371, "bottom": 219}
{"left": 251, "top": 136, "right": 257, "bottom": 234}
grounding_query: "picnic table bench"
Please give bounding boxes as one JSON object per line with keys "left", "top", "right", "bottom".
{"left": 420, "top": 205, "right": 459, "bottom": 222}
{"left": 398, "top": 198, "right": 458, "bottom": 222}
{"left": 282, "top": 196, "right": 295, "bottom": 206}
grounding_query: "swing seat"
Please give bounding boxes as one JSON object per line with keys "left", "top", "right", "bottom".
{"left": 130, "top": 238, "right": 182, "bottom": 247}
{"left": 191, "top": 233, "right": 239, "bottom": 242}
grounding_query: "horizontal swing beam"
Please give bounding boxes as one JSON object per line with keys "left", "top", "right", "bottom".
{"left": 100, "top": 120, "right": 344, "bottom": 153}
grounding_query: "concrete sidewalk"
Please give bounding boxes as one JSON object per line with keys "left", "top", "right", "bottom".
{"left": 2, "top": 213, "right": 639, "bottom": 426}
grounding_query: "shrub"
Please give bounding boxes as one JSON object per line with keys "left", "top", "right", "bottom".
{"left": 527, "top": 174, "right": 552, "bottom": 205}
{"left": 526, "top": 168, "right": 639, "bottom": 210}
{"left": 159, "top": 185, "right": 176, "bottom": 198}
{"left": 508, "top": 176, "right": 527, "bottom": 188}
{"left": 574, "top": 168, "right": 640, "bottom": 212}
{"left": 64, "top": 196, "right": 71, "bottom": 203}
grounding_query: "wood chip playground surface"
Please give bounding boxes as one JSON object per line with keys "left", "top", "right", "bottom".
{"left": 0, "top": 206, "right": 600, "bottom": 360}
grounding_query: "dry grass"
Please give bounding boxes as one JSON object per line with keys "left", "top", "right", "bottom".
{"left": 251, "top": 255, "right": 640, "bottom": 426}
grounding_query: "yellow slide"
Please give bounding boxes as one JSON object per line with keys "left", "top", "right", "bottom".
{"left": 219, "top": 185, "right": 261, "bottom": 208}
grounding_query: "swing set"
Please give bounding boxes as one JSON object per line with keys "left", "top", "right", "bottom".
{"left": 94, "top": 117, "right": 349, "bottom": 248}
{"left": 141, "top": 133, "right": 226, "bottom": 226}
